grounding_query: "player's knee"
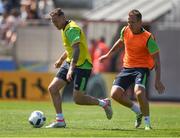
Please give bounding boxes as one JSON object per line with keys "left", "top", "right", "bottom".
{"left": 111, "top": 90, "right": 123, "bottom": 100}
{"left": 73, "top": 95, "right": 78, "bottom": 104}
{"left": 73, "top": 96, "right": 82, "bottom": 105}
{"left": 134, "top": 85, "right": 145, "bottom": 96}
{"left": 111, "top": 86, "right": 124, "bottom": 99}
{"left": 48, "top": 84, "right": 57, "bottom": 95}
{"left": 48, "top": 84, "right": 52, "bottom": 92}
{"left": 73, "top": 91, "right": 82, "bottom": 104}
{"left": 110, "top": 91, "right": 116, "bottom": 99}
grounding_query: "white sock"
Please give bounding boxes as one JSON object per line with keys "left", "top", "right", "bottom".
{"left": 144, "top": 116, "right": 150, "bottom": 125}
{"left": 131, "top": 103, "right": 141, "bottom": 114}
{"left": 98, "top": 99, "right": 106, "bottom": 107}
{"left": 56, "top": 113, "right": 64, "bottom": 121}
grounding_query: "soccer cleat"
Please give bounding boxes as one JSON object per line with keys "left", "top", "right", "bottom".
{"left": 135, "top": 113, "right": 143, "bottom": 128}
{"left": 45, "top": 120, "right": 66, "bottom": 128}
{"left": 145, "top": 124, "right": 152, "bottom": 130}
{"left": 102, "top": 98, "right": 113, "bottom": 120}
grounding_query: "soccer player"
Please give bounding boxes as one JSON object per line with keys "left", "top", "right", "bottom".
{"left": 45, "top": 8, "right": 112, "bottom": 128}
{"left": 99, "top": 9, "right": 165, "bottom": 130}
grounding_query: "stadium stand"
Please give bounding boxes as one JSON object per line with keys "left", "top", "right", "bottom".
{"left": 84, "top": 0, "right": 172, "bottom": 22}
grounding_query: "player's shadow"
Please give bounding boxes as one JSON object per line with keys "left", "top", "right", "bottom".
{"left": 101, "top": 128, "right": 136, "bottom": 131}
{"left": 67, "top": 126, "right": 136, "bottom": 131}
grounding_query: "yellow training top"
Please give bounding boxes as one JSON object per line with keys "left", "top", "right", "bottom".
{"left": 61, "top": 21, "right": 92, "bottom": 67}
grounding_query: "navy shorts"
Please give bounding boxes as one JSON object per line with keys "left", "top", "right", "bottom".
{"left": 113, "top": 67, "right": 150, "bottom": 91}
{"left": 56, "top": 61, "right": 91, "bottom": 91}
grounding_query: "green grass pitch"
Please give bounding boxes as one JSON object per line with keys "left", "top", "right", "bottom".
{"left": 0, "top": 101, "right": 180, "bottom": 137}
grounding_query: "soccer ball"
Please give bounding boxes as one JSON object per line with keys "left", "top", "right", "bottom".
{"left": 28, "top": 110, "right": 46, "bottom": 128}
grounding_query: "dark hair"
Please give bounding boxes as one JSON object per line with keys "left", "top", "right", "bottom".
{"left": 129, "top": 9, "right": 142, "bottom": 21}
{"left": 50, "top": 8, "right": 64, "bottom": 17}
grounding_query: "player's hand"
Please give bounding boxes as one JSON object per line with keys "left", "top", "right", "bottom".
{"left": 98, "top": 54, "right": 109, "bottom": 62}
{"left": 54, "top": 60, "right": 62, "bottom": 68}
{"left": 66, "top": 68, "right": 73, "bottom": 82}
{"left": 155, "top": 80, "right": 165, "bottom": 94}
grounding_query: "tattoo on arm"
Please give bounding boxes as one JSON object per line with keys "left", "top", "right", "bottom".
{"left": 69, "top": 43, "right": 80, "bottom": 70}
{"left": 72, "top": 43, "right": 80, "bottom": 64}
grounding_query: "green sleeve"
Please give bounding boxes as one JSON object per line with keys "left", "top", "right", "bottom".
{"left": 147, "top": 36, "right": 160, "bottom": 54}
{"left": 65, "top": 27, "right": 81, "bottom": 46}
{"left": 120, "top": 26, "right": 126, "bottom": 41}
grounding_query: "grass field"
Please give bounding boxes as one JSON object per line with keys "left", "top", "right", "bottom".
{"left": 0, "top": 101, "right": 180, "bottom": 137}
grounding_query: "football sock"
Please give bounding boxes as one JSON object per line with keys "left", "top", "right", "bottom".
{"left": 98, "top": 99, "right": 106, "bottom": 107}
{"left": 131, "top": 103, "right": 141, "bottom": 114}
{"left": 144, "top": 116, "right": 150, "bottom": 125}
{"left": 56, "top": 113, "right": 64, "bottom": 122}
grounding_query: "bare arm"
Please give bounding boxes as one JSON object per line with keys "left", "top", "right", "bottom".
{"left": 54, "top": 51, "right": 67, "bottom": 68}
{"left": 153, "top": 53, "right": 161, "bottom": 81}
{"left": 66, "top": 42, "right": 80, "bottom": 81}
{"left": 152, "top": 52, "right": 165, "bottom": 94}
{"left": 99, "top": 38, "right": 123, "bottom": 61}
{"left": 70, "top": 42, "right": 80, "bottom": 70}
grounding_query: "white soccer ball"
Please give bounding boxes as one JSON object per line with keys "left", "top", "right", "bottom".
{"left": 28, "top": 110, "right": 46, "bottom": 128}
